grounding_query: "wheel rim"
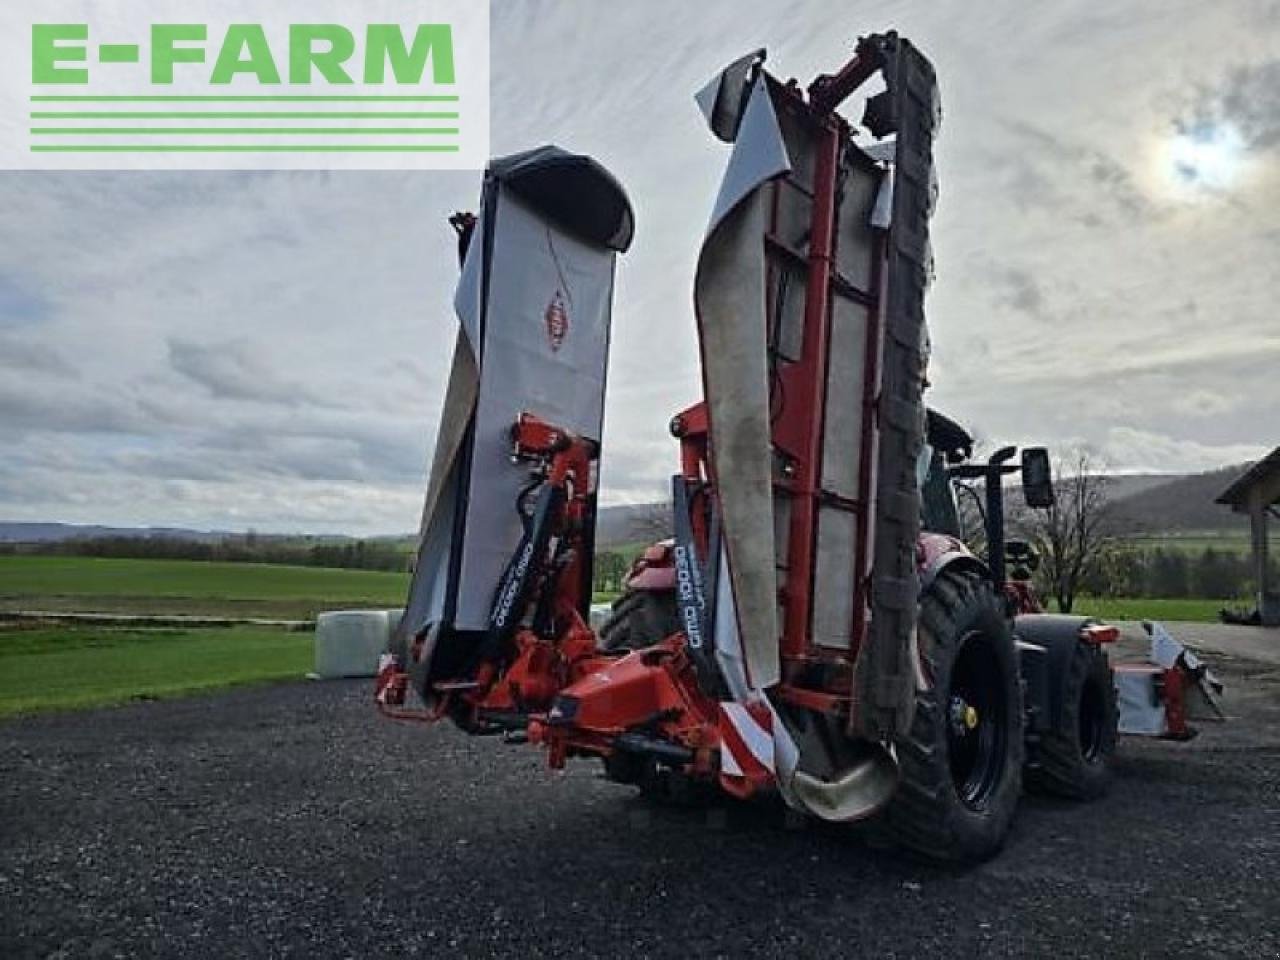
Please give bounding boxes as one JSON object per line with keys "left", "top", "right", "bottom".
{"left": 1079, "top": 675, "right": 1105, "bottom": 763}
{"left": 946, "top": 630, "right": 1009, "bottom": 811}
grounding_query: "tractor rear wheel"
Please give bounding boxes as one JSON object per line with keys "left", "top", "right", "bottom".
{"left": 598, "top": 589, "right": 679, "bottom": 653}
{"left": 886, "top": 568, "right": 1024, "bottom": 862}
{"left": 1028, "top": 643, "right": 1117, "bottom": 800}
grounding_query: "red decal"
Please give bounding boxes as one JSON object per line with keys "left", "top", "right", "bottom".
{"left": 545, "top": 290, "right": 569, "bottom": 352}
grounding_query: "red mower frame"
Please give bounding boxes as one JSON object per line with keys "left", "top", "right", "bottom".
{"left": 377, "top": 34, "right": 929, "bottom": 798}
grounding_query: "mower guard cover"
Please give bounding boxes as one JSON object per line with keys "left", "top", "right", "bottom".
{"left": 693, "top": 36, "right": 938, "bottom": 747}
{"left": 693, "top": 65, "right": 790, "bottom": 695}
{"left": 395, "top": 146, "right": 633, "bottom": 690}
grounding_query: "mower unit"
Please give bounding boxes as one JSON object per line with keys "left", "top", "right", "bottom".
{"left": 379, "top": 32, "right": 1147, "bottom": 861}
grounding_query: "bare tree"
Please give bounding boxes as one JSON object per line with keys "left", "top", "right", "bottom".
{"left": 1017, "top": 447, "right": 1120, "bottom": 613}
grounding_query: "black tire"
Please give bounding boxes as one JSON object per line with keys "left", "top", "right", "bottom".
{"left": 1028, "top": 644, "right": 1117, "bottom": 800}
{"left": 886, "top": 569, "right": 1024, "bottom": 862}
{"left": 597, "top": 589, "right": 679, "bottom": 653}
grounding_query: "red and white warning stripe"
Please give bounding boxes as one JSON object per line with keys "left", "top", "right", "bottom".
{"left": 374, "top": 653, "right": 406, "bottom": 707}
{"left": 717, "top": 699, "right": 777, "bottom": 794}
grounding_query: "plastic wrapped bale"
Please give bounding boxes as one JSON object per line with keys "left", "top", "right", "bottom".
{"left": 314, "top": 610, "right": 392, "bottom": 679}
{"left": 383, "top": 608, "right": 405, "bottom": 638}
{"left": 589, "top": 603, "right": 612, "bottom": 631}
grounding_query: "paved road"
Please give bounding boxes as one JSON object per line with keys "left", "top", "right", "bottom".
{"left": 1128, "top": 620, "right": 1280, "bottom": 667}
{"left": 2, "top": 647, "right": 1278, "bottom": 959}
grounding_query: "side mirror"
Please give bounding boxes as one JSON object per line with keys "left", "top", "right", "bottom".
{"left": 1022, "top": 447, "right": 1055, "bottom": 508}
{"left": 1004, "top": 539, "right": 1040, "bottom": 573}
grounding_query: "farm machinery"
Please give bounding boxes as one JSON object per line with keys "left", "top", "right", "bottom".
{"left": 376, "top": 32, "right": 1201, "bottom": 861}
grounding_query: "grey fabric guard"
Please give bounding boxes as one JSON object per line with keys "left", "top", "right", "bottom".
{"left": 455, "top": 189, "right": 615, "bottom": 628}
{"left": 397, "top": 182, "right": 617, "bottom": 655}
{"left": 694, "top": 75, "right": 790, "bottom": 690}
{"left": 395, "top": 332, "right": 479, "bottom": 657}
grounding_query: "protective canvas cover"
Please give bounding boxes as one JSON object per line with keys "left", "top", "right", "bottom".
{"left": 694, "top": 70, "right": 790, "bottom": 692}
{"left": 396, "top": 147, "right": 633, "bottom": 682}
{"left": 695, "top": 40, "right": 938, "bottom": 747}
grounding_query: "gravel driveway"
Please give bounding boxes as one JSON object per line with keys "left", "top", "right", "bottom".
{"left": 3, "top": 645, "right": 1278, "bottom": 959}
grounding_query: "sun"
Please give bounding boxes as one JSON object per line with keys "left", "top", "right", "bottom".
{"left": 1160, "top": 122, "right": 1246, "bottom": 197}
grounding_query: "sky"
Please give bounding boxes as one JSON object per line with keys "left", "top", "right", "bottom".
{"left": 1, "top": 0, "right": 1278, "bottom": 535}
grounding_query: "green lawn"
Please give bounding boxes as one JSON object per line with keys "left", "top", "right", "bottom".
{"left": 1069, "top": 597, "right": 1227, "bottom": 623}
{"left": 0, "top": 624, "right": 312, "bottom": 718}
{"left": 1128, "top": 530, "right": 1252, "bottom": 554}
{"left": 0, "top": 555, "right": 629, "bottom": 718}
{"left": 0, "top": 555, "right": 410, "bottom": 619}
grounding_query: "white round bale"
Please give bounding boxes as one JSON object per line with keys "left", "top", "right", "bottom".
{"left": 589, "top": 603, "right": 612, "bottom": 631}
{"left": 383, "top": 608, "right": 405, "bottom": 636}
{"left": 313, "top": 610, "right": 392, "bottom": 679}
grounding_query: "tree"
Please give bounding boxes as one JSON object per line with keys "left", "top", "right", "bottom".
{"left": 592, "top": 550, "right": 631, "bottom": 595}
{"left": 1099, "top": 548, "right": 1145, "bottom": 599}
{"left": 1018, "top": 447, "right": 1122, "bottom": 613}
{"left": 1192, "top": 547, "right": 1238, "bottom": 599}
{"left": 1146, "top": 548, "right": 1189, "bottom": 598}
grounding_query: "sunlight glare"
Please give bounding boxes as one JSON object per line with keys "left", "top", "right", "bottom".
{"left": 1162, "top": 123, "right": 1245, "bottom": 197}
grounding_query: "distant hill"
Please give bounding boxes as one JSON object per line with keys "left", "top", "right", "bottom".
{"left": 1109, "top": 464, "right": 1251, "bottom": 533}
{"left": 0, "top": 513, "right": 664, "bottom": 551}
{"left": 596, "top": 503, "right": 669, "bottom": 547}
{"left": 592, "top": 467, "right": 1256, "bottom": 546}
{"left": 1105, "top": 473, "right": 1184, "bottom": 503}
{"left": 4, "top": 461, "right": 1252, "bottom": 550}
{"left": 0, "top": 522, "right": 230, "bottom": 544}
{"left": 0, "top": 523, "right": 384, "bottom": 547}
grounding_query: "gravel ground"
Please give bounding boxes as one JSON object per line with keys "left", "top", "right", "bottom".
{"left": 2, "top": 646, "right": 1278, "bottom": 959}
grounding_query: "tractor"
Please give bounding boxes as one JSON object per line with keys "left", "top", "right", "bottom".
{"left": 600, "top": 409, "right": 1121, "bottom": 856}
{"left": 376, "top": 31, "right": 1122, "bottom": 862}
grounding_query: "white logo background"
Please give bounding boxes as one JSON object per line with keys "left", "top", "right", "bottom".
{"left": 0, "top": 0, "right": 489, "bottom": 170}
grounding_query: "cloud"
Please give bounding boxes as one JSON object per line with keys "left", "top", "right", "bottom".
{"left": 1169, "top": 389, "right": 1239, "bottom": 419}
{"left": 0, "top": 380, "right": 149, "bottom": 436}
{"left": 1000, "top": 121, "right": 1157, "bottom": 223}
{"left": 1104, "top": 427, "right": 1268, "bottom": 473}
{"left": 0, "top": 335, "right": 77, "bottom": 377}
{"left": 0, "top": 272, "right": 52, "bottom": 327}
{"left": 0, "top": 1, "right": 1274, "bottom": 533}
{"left": 987, "top": 266, "right": 1047, "bottom": 318}
{"left": 167, "top": 337, "right": 326, "bottom": 407}
{"left": 1179, "top": 59, "right": 1280, "bottom": 151}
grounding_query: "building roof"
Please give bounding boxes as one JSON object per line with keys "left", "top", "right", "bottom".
{"left": 1216, "top": 446, "right": 1280, "bottom": 508}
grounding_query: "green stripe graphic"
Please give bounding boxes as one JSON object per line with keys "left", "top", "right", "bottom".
{"left": 27, "top": 94, "right": 467, "bottom": 156}
{"left": 32, "top": 128, "right": 460, "bottom": 136}
{"left": 30, "top": 95, "right": 459, "bottom": 103}
{"left": 30, "top": 144, "right": 461, "bottom": 153}
{"left": 31, "top": 111, "right": 459, "bottom": 119}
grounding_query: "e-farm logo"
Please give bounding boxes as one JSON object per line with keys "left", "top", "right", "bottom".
{"left": 1, "top": 1, "right": 489, "bottom": 170}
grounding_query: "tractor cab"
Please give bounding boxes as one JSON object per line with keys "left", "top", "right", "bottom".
{"left": 919, "top": 408, "right": 1054, "bottom": 601}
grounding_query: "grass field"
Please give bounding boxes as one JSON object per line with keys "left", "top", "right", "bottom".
{"left": 0, "top": 555, "right": 617, "bottom": 717}
{"left": 0, "top": 554, "right": 1234, "bottom": 718}
{"left": 0, "top": 624, "right": 311, "bottom": 718}
{"left": 0, "top": 555, "right": 410, "bottom": 619}
{"left": 1069, "top": 597, "right": 1226, "bottom": 623}
{"left": 1128, "top": 530, "right": 1252, "bottom": 554}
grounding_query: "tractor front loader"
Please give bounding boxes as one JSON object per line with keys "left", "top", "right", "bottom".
{"left": 377, "top": 32, "right": 1127, "bottom": 862}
